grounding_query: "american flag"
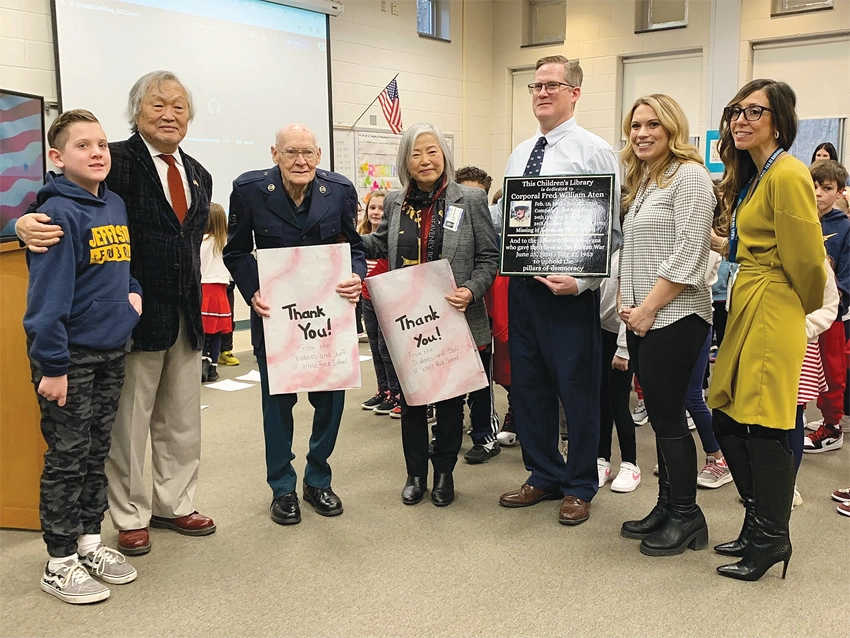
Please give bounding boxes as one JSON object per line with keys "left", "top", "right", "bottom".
{"left": 378, "top": 78, "right": 403, "bottom": 134}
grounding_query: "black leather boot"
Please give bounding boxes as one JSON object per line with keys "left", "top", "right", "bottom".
{"left": 431, "top": 472, "right": 454, "bottom": 506}
{"left": 714, "top": 434, "right": 755, "bottom": 557}
{"left": 402, "top": 476, "right": 427, "bottom": 505}
{"left": 640, "top": 435, "right": 708, "bottom": 556}
{"left": 622, "top": 441, "right": 670, "bottom": 539}
{"left": 717, "top": 437, "right": 793, "bottom": 581}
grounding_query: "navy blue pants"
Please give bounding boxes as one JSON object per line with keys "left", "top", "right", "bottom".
{"left": 508, "top": 279, "right": 601, "bottom": 502}
{"left": 257, "top": 356, "right": 345, "bottom": 498}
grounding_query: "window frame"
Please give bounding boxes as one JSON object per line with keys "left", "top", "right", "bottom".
{"left": 524, "top": 0, "right": 566, "bottom": 48}
{"left": 770, "top": 0, "right": 833, "bottom": 17}
{"left": 417, "top": 0, "right": 450, "bottom": 43}
{"left": 634, "top": 0, "right": 689, "bottom": 34}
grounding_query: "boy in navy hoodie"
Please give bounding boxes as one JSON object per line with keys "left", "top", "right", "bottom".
{"left": 24, "top": 110, "right": 142, "bottom": 604}
{"left": 804, "top": 159, "right": 850, "bottom": 454}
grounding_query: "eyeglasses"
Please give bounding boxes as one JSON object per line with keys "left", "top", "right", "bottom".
{"left": 279, "top": 147, "right": 318, "bottom": 161}
{"left": 527, "top": 82, "right": 575, "bottom": 95}
{"left": 723, "top": 105, "right": 772, "bottom": 122}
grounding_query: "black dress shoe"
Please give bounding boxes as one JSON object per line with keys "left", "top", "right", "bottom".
{"left": 270, "top": 492, "right": 301, "bottom": 525}
{"left": 303, "top": 485, "right": 344, "bottom": 517}
{"left": 431, "top": 472, "right": 454, "bottom": 507}
{"left": 402, "top": 476, "right": 427, "bottom": 505}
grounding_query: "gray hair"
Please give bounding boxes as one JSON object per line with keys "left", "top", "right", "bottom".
{"left": 396, "top": 122, "right": 455, "bottom": 189}
{"left": 126, "top": 70, "right": 195, "bottom": 132}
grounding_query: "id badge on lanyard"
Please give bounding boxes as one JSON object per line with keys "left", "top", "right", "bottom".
{"left": 728, "top": 147, "right": 784, "bottom": 263}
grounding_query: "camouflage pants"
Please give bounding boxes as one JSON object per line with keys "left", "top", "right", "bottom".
{"left": 30, "top": 346, "right": 126, "bottom": 557}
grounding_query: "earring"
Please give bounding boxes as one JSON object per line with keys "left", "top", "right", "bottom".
{"left": 775, "top": 130, "right": 779, "bottom": 139}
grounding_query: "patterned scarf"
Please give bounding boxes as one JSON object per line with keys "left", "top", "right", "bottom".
{"left": 395, "top": 175, "right": 447, "bottom": 269}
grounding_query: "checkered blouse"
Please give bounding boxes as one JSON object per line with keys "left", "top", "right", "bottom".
{"left": 620, "top": 161, "right": 715, "bottom": 330}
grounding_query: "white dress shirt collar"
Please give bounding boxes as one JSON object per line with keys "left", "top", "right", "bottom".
{"left": 140, "top": 134, "right": 185, "bottom": 167}
{"left": 538, "top": 117, "right": 578, "bottom": 148}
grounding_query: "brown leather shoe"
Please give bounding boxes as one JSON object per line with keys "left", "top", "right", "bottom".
{"left": 118, "top": 528, "right": 151, "bottom": 555}
{"left": 150, "top": 512, "right": 216, "bottom": 536}
{"left": 559, "top": 495, "right": 590, "bottom": 525}
{"left": 499, "top": 483, "right": 561, "bottom": 508}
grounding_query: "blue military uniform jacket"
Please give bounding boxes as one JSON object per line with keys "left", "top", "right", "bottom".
{"left": 223, "top": 166, "right": 366, "bottom": 357}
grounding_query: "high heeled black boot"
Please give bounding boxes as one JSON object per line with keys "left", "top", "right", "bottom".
{"left": 714, "top": 435, "right": 755, "bottom": 557}
{"left": 640, "top": 435, "right": 708, "bottom": 556}
{"left": 717, "top": 437, "right": 794, "bottom": 581}
{"left": 622, "top": 441, "right": 669, "bottom": 539}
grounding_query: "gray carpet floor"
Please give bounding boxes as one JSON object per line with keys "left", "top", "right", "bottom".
{"left": 1, "top": 343, "right": 848, "bottom": 638}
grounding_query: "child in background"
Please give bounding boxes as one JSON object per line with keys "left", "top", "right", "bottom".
{"left": 25, "top": 109, "right": 141, "bottom": 604}
{"left": 200, "top": 203, "right": 232, "bottom": 383}
{"left": 805, "top": 160, "right": 850, "bottom": 453}
{"left": 357, "top": 191, "right": 402, "bottom": 417}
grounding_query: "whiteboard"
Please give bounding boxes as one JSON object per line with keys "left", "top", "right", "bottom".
{"left": 333, "top": 128, "right": 454, "bottom": 201}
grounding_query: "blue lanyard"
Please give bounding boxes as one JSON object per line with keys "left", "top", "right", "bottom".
{"left": 728, "top": 147, "right": 784, "bottom": 263}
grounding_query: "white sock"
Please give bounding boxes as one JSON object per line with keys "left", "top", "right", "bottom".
{"left": 77, "top": 533, "right": 101, "bottom": 556}
{"left": 48, "top": 554, "right": 77, "bottom": 572}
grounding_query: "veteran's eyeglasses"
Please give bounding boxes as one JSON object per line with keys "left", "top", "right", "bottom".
{"left": 279, "top": 147, "right": 318, "bottom": 161}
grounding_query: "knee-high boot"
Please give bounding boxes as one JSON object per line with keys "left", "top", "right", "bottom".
{"left": 717, "top": 437, "right": 793, "bottom": 581}
{"left": 714, "top": 434, "right": 755, "bottom": 557}
{"left": 640, "top": 434, "right": 708, "bottom": 556}
{"left": 622, "top": 440, "right": 669, "bottom": 539}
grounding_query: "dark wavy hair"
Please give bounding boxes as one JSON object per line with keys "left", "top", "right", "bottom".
{"left": 716, "top": 79, "right": 797, "bottom": 234}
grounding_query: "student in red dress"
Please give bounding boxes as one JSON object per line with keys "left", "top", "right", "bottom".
{"left": 200, "top": 203, "right": 233, "bottom": 383}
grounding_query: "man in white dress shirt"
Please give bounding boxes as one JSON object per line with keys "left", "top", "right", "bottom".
{"left": 497, "top": 56, "right": 621, "bottom": 525}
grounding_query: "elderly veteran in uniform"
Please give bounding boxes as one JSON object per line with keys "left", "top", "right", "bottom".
{"left": 224, "top": 124, "right": 366, "bottom": 526}
{"left": 364, "top": 122, "right": 499, "bottom": 507}
{"left": 17, "top": 71, "right": 215, "bottom": 555}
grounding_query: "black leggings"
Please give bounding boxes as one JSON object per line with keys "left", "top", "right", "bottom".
{"left": 598, "top": 329, "right": 636, "bottom": 463}
{"left": 626, "top": 314, "right": 710, "bottom": 439}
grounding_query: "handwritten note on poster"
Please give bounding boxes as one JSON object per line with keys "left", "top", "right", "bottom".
{"left": 366, "top": 260, "right": 487, "bottom": 406}
{"left": 257, "top": 244, "right": 360, "bottom": 395}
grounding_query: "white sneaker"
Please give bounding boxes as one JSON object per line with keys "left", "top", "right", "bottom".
{"left": 597, "top": 458, "right": 612, "bottom": 488}
{"left": 80, "top": 545, "right": 137, "bottom": 585}
{"left": 611, "top": 462, "right": 641, "bottom": 493}
{"left": 697, "top": 456, "right": 733, "bottom": 488}
{"left": 41, "top": 558, "right": 110, "bottom": 605}
{"left": 792, "top": 486, "right": 803, "bottom": 510}
{"left": 631, "top": 400, "right": 648, "bottom": 425}
{"left": 686, "top": 411, "right": 695, "bottom": 430}
{"left": 805, "top": 416, "right": 823, "bottom": 431}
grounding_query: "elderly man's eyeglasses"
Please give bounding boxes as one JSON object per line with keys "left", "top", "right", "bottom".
{"left": 280, "top": 147, "right": 317, "bottom": 161}
{"left": 723, "top": 105, "right": 772, "bottom": 122}
{"left": 527, "top": 82, "right": 575, "bottom": 95}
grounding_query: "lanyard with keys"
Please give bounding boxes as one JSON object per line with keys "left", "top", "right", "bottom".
{"left": 728, "top": 147, "right": 784, "bottom": 263}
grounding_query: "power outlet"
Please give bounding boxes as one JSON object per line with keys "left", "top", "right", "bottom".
{"left": 391, "top": 3, "right": 399, "bottom": 15}
{"left": 380, "top": 0, "right": 386, "bottom": 12}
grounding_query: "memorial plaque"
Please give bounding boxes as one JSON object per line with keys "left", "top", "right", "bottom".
{"left": 500, "top": 174, "right": 615, "bottom": 277}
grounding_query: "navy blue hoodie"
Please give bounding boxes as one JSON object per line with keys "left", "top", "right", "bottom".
{"left": 23, "top": 173, "right": 142, "bottom": 376}
{"left": 821, "top": 209, "right": 850, "bottom": 319}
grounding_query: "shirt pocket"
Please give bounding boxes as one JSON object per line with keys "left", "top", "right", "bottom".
{"left": 319, "top": 218, "right": 342, "bottom": 242}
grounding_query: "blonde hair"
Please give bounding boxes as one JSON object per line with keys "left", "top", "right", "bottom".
{"left": 205, "top": 202, "right": 228, "bottom": 254}
{"left": 357, "top": 190, "right": 387, "bottom": 235}
{"left": 620, "top": 94, "right": 704, "bottom": 209}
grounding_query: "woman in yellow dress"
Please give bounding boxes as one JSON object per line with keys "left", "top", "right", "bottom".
{"left": 708, "top": 79, "right": 826, "bottom": 581}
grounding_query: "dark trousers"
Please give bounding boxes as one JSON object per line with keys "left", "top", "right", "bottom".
{"left": 599, "top": 329, "right": 636, "bottom": 464}
{"left": 626, "top": 314, "right": 710, "bottom": 440}
{"left": 468, "top": 346, "right": 498, "bottom": 445}
{"left": 220, "top": 283, "right": 235, "bottom": 352}
{"left": 401, "top": 395, "right": 464, "bottom": 476}
{"left": 712, "top": 300, "right": 727, "bottom": 349}
{"left": 362, "top": 298, "right": 399, "bottom": 394}
{"left": 508, "top": 279, "right": 601, "bottom": 502}
{"left": 685, "top": 328, "right": 721, "bottom": 455}
{"left": 31, "top": 346, "right": 126, "bottom": 557}
{"left": 257, "top": 356, "right": 345, "bottom": 497}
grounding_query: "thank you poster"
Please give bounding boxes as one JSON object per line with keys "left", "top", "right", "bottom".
{"left": 257, "top": 244, "right": 360, "bottom": 394}
{"left": 500, "top": 174, "right": 614, "bottom": 276}
{"left": 366, "top": 260, "right": 488, "bottom": 406}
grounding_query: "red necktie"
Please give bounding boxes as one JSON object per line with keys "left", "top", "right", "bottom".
{"left": 160, "top": 154, "right": 188, "bottom": 223}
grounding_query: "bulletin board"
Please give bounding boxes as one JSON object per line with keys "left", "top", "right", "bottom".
{"left": 333, "top": 127, "right": 454, "bottom": 201}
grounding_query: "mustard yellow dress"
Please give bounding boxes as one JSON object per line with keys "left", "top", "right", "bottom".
{"left": 708, "top": 156, "right": 826, "bottom": 430}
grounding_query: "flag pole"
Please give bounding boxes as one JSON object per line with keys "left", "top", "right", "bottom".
{"left": 352, "top": 73, "right": 399, "bottom": 128}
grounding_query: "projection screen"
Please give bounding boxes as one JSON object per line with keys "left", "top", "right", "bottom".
{"left": 53, "top": 0, "right": 333, "bottom": 206}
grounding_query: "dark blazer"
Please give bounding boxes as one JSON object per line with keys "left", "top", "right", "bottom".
{"left": 224, "top": 166, "right": 366, "bottom": 357}
{"left": 365, "top": 181, "right": 499, "bottom": 347}
{"left": 106, "top": 132, "right": 212, "bottom": 352}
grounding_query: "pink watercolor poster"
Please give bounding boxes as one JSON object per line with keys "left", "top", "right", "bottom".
{"left": 366, "top": 260, "right": 487, "bottom": 406}
{"left": 256, "top": 244, "right": 360, "bottom": 395}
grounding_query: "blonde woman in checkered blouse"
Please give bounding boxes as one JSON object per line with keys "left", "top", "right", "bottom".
{"left": 617, "top": 94, "right": 716, "bottom": 559}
